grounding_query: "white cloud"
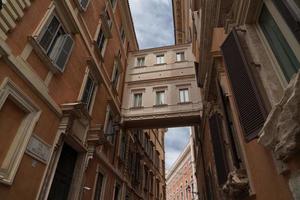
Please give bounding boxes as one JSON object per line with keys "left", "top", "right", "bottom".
{"left": 129, "top": 0, "right": 174, "bottom": 49}
{"left": 165, "top": 127, "right": 191, "bottom": 170}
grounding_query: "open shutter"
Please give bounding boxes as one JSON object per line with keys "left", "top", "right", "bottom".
{"left": 272, "top": 0, "right": 300, "bottom": 42}
{"left": 221, "top": 29, "right": 267, "bottom": 141}
{"left": 49, "top": 34, "right": 74, "bottom": 72}
{"left": 209, "top": 113, "right": 228, "bottom": 185}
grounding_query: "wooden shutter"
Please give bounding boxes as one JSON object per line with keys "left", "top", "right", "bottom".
{"left": 272, "top": 0, "right": 300, "bottom": 42}
{"left": 221, "top": 29, "right": 267, "bottom": 141}
{"left": 50, "top": 34, "right": 74, "bottom": 72}
{"left": 209, "top": 113, "right": 228, "bottom": 185}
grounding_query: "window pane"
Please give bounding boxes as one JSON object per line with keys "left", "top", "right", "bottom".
{"left": 176, "top": 52, "right": 184, "bottom": 61}
{"left": 39, "top": 16, "right": 60, "bottom": 52}
{"left": 97, "top": 29, "right": 106, "bottom": 52}
{"left": 259, "top": 5, "right": 300, "bottom": 81}
{"left": 133, "top": 93, "right": 142, "bottom": 107}
{"left": 94, "top": 173, "right": 104, "bottom": 200}
{"left": 156, "top": 55, "right": 164, "bottom": 64}
{"left": 156, "top": 91, "right": 165, "bottom": 105}
{"left": 81, "top": 75, "right": 95, "bottom": 109}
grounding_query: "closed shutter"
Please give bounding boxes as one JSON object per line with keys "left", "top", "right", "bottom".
{"left": 221, "top": 29, "right": 267, "bottom": 141}
{"left": 272, "top": 0, "right": 300, "bottom": 42}
{"left": 209, "top": 113, "right": 228, "bottom": 185}
{"left": 49, "top": 34, "right": 74, "bottom": 72}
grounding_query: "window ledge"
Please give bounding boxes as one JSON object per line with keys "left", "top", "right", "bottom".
{"left": 28, "top": 36, "right": 64, "bottom": 74}
{"left": 154, "top": 63, "right": 166, "bottom": 66}
{"left": 177, "top": 101, "right": 192, "bottom": 105}
{"left": 134, "top": 65, "right": 147, "bottom": 68}
{"left": 153, "top": 104, "right": 168, "bottom": 107}
{"left": 175, "top": 60, "right": 187, "bottom": 63}
{"left": 130, "top": 106, "right": 144, "bottom": 110}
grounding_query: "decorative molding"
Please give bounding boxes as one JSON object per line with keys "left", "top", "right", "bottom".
{"left": 0, "top": 78, "right": 41, "bottom": 185}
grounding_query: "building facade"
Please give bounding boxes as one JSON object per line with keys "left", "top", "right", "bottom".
{"left": 175, "top": 0, "right": 300, "bottom": 199}
{"left": 122, "top": 43, "right": 202, "bottom": 128}
{"left": 0, "top": 0, "right": 167, "bottom": 199}
{"left": 166, "top": 137, "right": 199, "bottom": 200}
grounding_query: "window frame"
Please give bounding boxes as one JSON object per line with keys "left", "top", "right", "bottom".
{"left": 155, "top": 90, "right": 166, "bottom": 105}
{"left": 176, "top": 52, "right": 185, "bottom": 62}
{"left": 156, "top": 54, "right": 165, "bottom": 65}
{"left": 133, "top": 92, "right": 143, "bottom": 108}
{"left": 92, "top": 165, "right": 107, "bottom": 200}
{"left": 255, "top": 1, "right": 300, "bottom": 86}
{"left": 103, "top": 106, "right": 116, "bottom": 144}
{"left": 77, "top": 0, "right": 91, "bottom": 11}
{"left": 179, "top": 88, "right": 190, "bottom": 103}
{"left": 0, "top": 78, "right": 41, "bottom": 185}
{"left": 136, "top": 57, "right": 145, "bottom": 67}
{"left": 111, "top": 58, "right": 121, "bottom": 90}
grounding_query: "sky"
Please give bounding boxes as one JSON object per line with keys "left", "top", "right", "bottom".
{"left": 129, "top": 0, "right": 190, "bottom": 172}
{"left": 129, "top": 0, "right": 175, "bottom": 49}
{"left": 165, "top": 127, "right": 191, "bottom": 171}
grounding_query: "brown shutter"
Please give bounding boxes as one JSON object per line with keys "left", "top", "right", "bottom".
{"left": 209, "top": 113, "right": 228, "bottom": 185}
{"left": 272, "top": 0, "right": 300, "bottom": 42}
{"left": 221, "top": 29, "right": 267, "bottom": 141}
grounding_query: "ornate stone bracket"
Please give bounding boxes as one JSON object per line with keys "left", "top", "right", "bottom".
{"left": 259, "top": 71, "right": 300, "bottom": 161}
{"left": 222, "top": 169, "right": 249, "bottom": 199}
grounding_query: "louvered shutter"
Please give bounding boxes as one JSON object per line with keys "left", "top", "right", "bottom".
{"left": 209, "top": 113, "right": 228, "bottom": 185}
{"left": 221, "top": 29, "right": 267, "bottom": 141}
{"left": 272, "top": 0, "right": 300, "bottom": 42}
{"left": 49, "top": 34, "right": 74, "bottom": 72}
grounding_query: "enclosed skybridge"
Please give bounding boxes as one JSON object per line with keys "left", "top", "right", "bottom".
{"left": 122, "top": 43, "right": 202, "bottom": 128}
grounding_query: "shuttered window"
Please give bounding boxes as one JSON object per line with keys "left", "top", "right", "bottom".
{"left": 221, "top": 29, "right": 267, "bottom": 141}
{"left": 209, "top": 113, "right": 228, "bottom": 185}
{"left": 272, "top": 0, "right": 300, "bottom": 42}
{"left": 259, "top": 5, "right": 300, "bottom": 81}
{"left": 38, "top": 15, "right": 73, "bottom": 72}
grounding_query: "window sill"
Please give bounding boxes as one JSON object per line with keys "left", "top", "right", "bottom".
{"left": 177, "top": 101, "right": 192, "bottom": 105}
{"left": 153, "top": 104, "right": 168, "bottom": 107}
{"left": 134, "top": 65, "right": 147, "bottom": 68}
{"left": 29, "top": 36, "right": 65, "bottom": 74}
{"left": 175, "top": 60, "right": 187, "bottom": 63}
{"left": 154, "top": 63, "right": 166, "bottom": 66}
{"left": 130, "top": 106, "right": 144, "bottom": 110}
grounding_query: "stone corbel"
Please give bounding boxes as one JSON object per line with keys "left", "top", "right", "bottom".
{"left": 259, "top": 71, "right": 300, "bottom": 161}
{"left": 222, "top": 169, "right": 249, "bottom": 199}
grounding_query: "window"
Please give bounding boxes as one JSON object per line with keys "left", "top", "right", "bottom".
{"left": 120, "top": 24, "right": 125, "bottom": 43}
{"left": 78, "top": 0, "right": 90, "bottom": 11}
{"left": 94, "top": 172, "right": 104, "bottom": 200}
{"left": 133, "top": 93, "right": 142, "bottom": 107}
{"left": 156, "top": 54, "right": 165, "bottom": 64}
{"left": 114, "top": 182, "right": 122, "bottom": 200}
{"left": 179, "top": 88, "right": 189, "bottom": 103}
{"left": 0, "top": 79, "right": 41, "bottom": 185}
{"left": 96, "top": 28, "right": 107, "bottom": 56}
{"left": 156, "top": 91, "right": 165, "bottom": 105}
{"left": 119, "top": 130, "right": 127, "bottom": 161}
{"left": 271, "top": 0, "right": 300, "bottom": 42}
{"left": 38, "top": 15, "right": 74, "bottom": 72}
{"left": 137, "top": 57, "right": 145, "bottom": 67}
{"left": 81, "top": 74, "right": 96, "bottom": 110}
{"left": 106, "top": 10, "right": 112, "bottom": 29}
{"left": 110, "top": 0, "right": 117, "bottom": 9}
{"left": 176, "top": 52, "right": 185, "bottom": 61}
{"left": 112, "top": 61, "right": 121, "bottom": 89}
{"left": 259, "top": 5, "right": 300, "bottom": 81}
{"left": 105, "top": 108, "right": 115, "bottom": 144}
